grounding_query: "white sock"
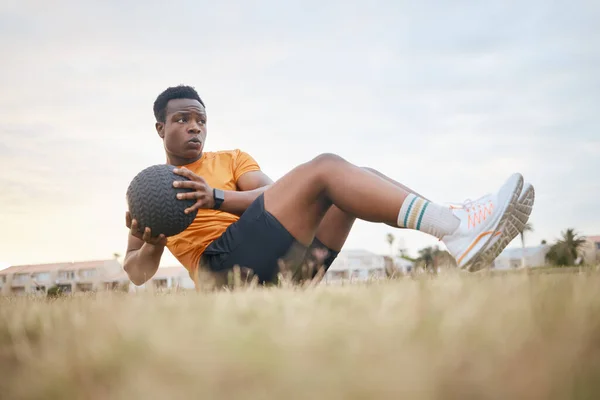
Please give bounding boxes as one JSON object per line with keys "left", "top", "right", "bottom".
{"left": 397, "top": 193, "right": 459, "bottom": 239}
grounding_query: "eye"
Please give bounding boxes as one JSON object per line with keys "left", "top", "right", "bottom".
{"left": 176, "top": 117, "right": 186, "bottom": 123}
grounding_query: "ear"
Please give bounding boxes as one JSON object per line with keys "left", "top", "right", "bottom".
{"left": 155, "top": 122, "right": 165, "bottom": 138}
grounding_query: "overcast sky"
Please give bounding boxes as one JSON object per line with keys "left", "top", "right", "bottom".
{"left": 0, "top": 0, "right": 598, "bottom": 268}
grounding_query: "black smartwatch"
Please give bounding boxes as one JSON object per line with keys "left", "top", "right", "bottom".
{"left": 213, "top": 188, "right": 225, "bottom": 210}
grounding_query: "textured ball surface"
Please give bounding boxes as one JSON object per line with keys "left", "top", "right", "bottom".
{"left": 126, "top": 164, "right": 198, "bottom": 237}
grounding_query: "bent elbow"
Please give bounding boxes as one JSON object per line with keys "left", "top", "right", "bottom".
{"left": 129, "top": 273, "right": 148, "bottom": 286}
{"left": 123, "top": 260, "right": 148, "bottom": 286}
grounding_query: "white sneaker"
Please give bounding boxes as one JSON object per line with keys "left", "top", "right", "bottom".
{"left": 441, "top": 173, "right": 524, "bottom": 270}
{"left": 467, "top": 182, "right": 535, "bottom": 272}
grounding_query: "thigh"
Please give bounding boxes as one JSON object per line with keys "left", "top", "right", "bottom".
{"left": 201, "top": 194, "right": 309, "bottom": 284}
{"left": 262, "top": 159, "right": 331, "bottom": 246}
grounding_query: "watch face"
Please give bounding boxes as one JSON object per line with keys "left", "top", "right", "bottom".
{"left": 212, "top": 189, "right": 224, "bottom": 210}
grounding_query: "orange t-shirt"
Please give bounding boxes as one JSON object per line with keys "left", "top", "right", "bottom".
{"left": 166, "top": 149, "right": 261, "bottom": 274}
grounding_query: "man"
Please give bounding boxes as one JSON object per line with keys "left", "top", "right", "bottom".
{"left": 124, "top": 85, "right": 535, "bottom": 287}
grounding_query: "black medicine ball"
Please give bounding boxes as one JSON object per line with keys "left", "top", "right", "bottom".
{"left": 126, "top": 164, "right": 198, "bottom": 237}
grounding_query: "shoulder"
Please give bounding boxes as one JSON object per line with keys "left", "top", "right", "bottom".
{"left": 211, "top": 148, "right": 247, "bottom": 157}
{"left": 210, "top": 149, "right": 258, "bottom": 164}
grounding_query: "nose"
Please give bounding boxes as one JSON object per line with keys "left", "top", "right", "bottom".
{"left": 187, "top": 120, "right": 202, "bottom": 134}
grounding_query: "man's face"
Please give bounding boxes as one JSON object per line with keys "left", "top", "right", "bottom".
{"left": 156, "top": 98, "right": 207, "bottom": 163}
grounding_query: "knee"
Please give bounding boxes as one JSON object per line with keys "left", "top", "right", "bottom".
{"left": 310, "top": 153, "right": 345, "bottom": 168}
{"left": 305, "top": 153, "right": 345, "bottom": 186}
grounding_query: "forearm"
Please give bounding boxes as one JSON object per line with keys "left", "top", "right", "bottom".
{"left": 123, "top": 242, "right": 164, "bottom": 285}
{"left": 220, "top": 185, "right": 271, "bottom": 216}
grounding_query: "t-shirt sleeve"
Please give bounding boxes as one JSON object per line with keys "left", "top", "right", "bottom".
{"left": 233, "top": 149, "right": 261, "bottom": 182}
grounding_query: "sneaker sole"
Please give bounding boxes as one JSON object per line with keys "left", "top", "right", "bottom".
{"left": 459, "top": 173, "right": 524, "bottom": 270}
{"left": 468, "top": 184, "right": 535, "bottom": 272}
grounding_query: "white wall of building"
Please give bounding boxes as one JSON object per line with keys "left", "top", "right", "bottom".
{"left": 325, "top": 249, "right": 390, "bottom": 282}
{"left": 492, "top": 245, "right": 550, "bottom": 269}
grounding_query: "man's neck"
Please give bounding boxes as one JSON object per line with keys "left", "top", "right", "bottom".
{"left": 166, "top": 153, "right": 203, "bottom": 167}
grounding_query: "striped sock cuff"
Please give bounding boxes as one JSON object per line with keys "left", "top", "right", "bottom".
{"left": 397, "top": 193, "right": 431, "bottom": 230}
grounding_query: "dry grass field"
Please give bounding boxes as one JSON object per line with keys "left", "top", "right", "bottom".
{"left": 2, "top": 269, "right": 600, "bottom": 399}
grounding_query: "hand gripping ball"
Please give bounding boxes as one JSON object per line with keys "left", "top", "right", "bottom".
{"left": 126, "top": 164, "right": 198, "bottom": 237}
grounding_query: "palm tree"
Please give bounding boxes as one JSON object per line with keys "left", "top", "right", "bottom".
{"left": 520, "top": 222, "right": 534, "bottom": 268}
{"left": 386, "top": 233, "right": 395, "bottom": 258}
{"left": 417, "top": 246, "right": 436, "bottom": 272}
{"left": 434, "top": 249, "right": 457, "bottom": 269}
{"left": 545, "top": 228, "right": 587, "bottom": 267}
{"left": 563, "top": 228, "right": 587, "bottom": 264}
{"left": 414, "top": 246, "right": 457, "bottom": 273}
{"left": 397, "top": 248, "right": 409, "bottom": 259}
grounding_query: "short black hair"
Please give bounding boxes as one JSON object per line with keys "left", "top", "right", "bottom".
{"left": 153, "top": 85, "right": 205, "bottom": 122}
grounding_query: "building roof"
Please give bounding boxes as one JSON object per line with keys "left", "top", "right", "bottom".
{"left": 585, "top": 235, "right": 600, "bottom": 243}
{"left": 0, "top": 263, "right": 62, "bottom": 275}
{"left": 59, "top": 260, "right": 120, "bottom": 271}
{"left": 0, "top": 259, "right": 121, "bottom": 275}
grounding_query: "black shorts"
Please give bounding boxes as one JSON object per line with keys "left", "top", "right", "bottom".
{"left": 200, "top": 193, "right": 339, "bottom": 284}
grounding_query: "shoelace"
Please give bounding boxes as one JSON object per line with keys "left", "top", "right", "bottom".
{"left": 447, "top": 194, "right": 495, "bottom": 231}
{"left": 463, "top": 198, "right": 481, "bottom": 213}
{"left": 449, "top": 193, "right": 492, "bottom": 212}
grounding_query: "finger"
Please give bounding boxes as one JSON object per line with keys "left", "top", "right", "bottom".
{"left": 146, "top": 233, "right": 166, "bottom": 246}
{"left": 148, "top": 233, "right": 163, "bottom": 245}
{"left": 176, "top": 191, "right": 208, "bottom": 201}
{"left": 154, "top": 234, "right": 167, "bottom": 246}
{"left": 184, "top": 199, "right": 207, "bottom": 214}
{"left": 173, "top": 167, "right": 195, "bottom": 179}
{"left": 173, "top": 180, "right": 203, "bottom": 190}
{"left": 142, "top": 227, "right": 152, "bottom": 242}
{"left": 130, "top": 219, "right": 138, "bottom": 234}
{"left": 173, "top": 167, "right": 206, "bottom": 183}
{"left": 130, "top": 220, "right": 143, "bottom": 239}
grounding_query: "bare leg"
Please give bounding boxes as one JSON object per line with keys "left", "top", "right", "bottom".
{"left": 264, "top": 153, "right": 425, "bottom": 246}
{"left": 363, "top": 167, "right": 431, "bottom": 202}
{"left": 294, "top": 166, "right": 423, "bottom": 282}
{"left": 314, "top": 166, "right": 430, "bottom": 252}
{"left": 266, "top": 153, "right": 521, "bottom": 278}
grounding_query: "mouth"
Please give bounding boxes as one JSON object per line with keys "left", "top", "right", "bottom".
{"left": 188, "top": 138, "right": 202, "bottom": 144}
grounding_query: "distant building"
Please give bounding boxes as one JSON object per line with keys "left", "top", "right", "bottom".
{"left": 492, "top": 245, "right": 551, "bottom": 269}
{"left": 0, "top": 260, "right": 195, "bottom": 296}
{"left": 393, "top": 257, "right": 415, "bottom": 274}
{"left": 324, "top": 249, "right": 389, "bottom": 282}
{"left": 0, "top": 259, "right": 123, "bottom": 296}
{"left": 133, "top": 266, "right": 195, "bottom": 292}
{"left": 491, "top": 234, "right": 600, "bottom": 270}
{"left": 582, "top": 235, "right": 600, "bottom": 265}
